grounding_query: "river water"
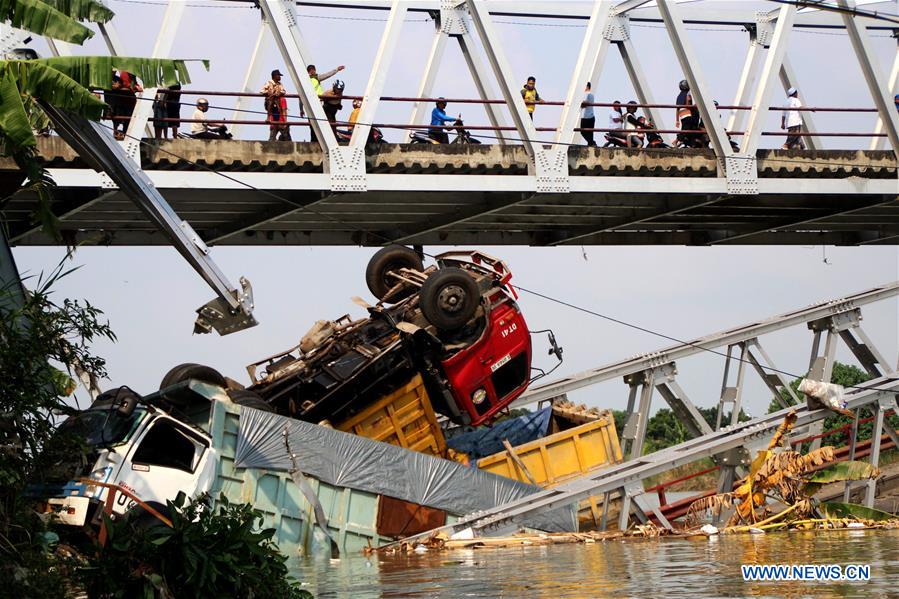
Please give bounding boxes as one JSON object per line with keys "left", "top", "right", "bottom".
{"left": 291, "top": 529, "right": 899, "bottom": 598}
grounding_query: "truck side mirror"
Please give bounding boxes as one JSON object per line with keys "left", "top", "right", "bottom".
{"left": 114, "top": 387, "right": 141, "bottom": 417}
{"left": 547, "top": 331, "right": 563, "bottom": 362}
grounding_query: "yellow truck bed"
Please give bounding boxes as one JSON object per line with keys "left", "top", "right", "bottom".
{"left": 476, "top": 410, "right": 622, "bottom": 487}
{"left": 335, "top": 374, "right": 447, "bottom": 457}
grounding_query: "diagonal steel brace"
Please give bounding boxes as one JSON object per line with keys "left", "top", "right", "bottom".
{"left": 40, "top": 104, "right": 257, "bottom": 336}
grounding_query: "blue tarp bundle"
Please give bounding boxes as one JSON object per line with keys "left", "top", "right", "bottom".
{"left": 446, "top": 407, "right": 552, "bottom": 460}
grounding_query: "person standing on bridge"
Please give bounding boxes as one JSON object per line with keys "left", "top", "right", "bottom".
{"left": 262, "top": 69, "right": 291, "bottom": 142}
{"left": 521, "top": 76, "right": 543, "bottom": 120}
{"left": 307, "top": 63, "right": 345, "bottom": 143}
{"left": 781, "top": 87, "right": 805, "bottom": 150}
{"left": 580, "top": 82, "right": 596, "bottom": 147}
{"left": 675, "top": 79, "right": 699, "bottom": 147}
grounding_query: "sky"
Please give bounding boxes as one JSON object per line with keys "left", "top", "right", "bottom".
{"left": 9, "top": 0, "right": 899, "bottom": 420}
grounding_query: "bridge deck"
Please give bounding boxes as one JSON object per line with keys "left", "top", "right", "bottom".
{"left": 2, "top": 138, "right": 897, "bottom": 246}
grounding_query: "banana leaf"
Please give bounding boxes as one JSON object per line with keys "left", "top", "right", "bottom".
{"left": 801, "top": 460, "right": 881, "bottom": 496}
{"left": 44, "top": 0, "right": 113, "bottom": 23}
{"left": 819, "top": 501, "right": 896, "bottom": 522}
{"left": 36, "top": 56, "right": 208, "bottom": 89}
{"left": 1, "top": 0, "right": 94, "bottom": 44}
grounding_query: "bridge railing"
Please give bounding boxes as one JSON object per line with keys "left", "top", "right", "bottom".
{"left": 107, "top": 91, "right": 891, "bottom": 145}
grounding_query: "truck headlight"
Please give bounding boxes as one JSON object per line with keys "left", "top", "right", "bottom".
{"left": 472, "top": 388, "right": 487, "bottom": 405}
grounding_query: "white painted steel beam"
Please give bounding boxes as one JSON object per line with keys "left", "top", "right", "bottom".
{"left": 230, "top": 22, "right": 269, "bottom": 138}
{"left": 836, "top": 0, "right": 899, "bottom": 157}
{"left": 515, "top": 281, "right": 899, "bottom": 405}
{"left": 123, "top": 1, "right": 187, "bottom": 163}
{"left": 465, "top": 0, "right": 540, "bottom": 157}
{"left": 779, "top": 57, "right": 821, "bottom": 151}
{"left": 351, "top": 1, "right": 408, "bottom": 147}
{"left": 870, "top": 44, "right": 899, "bottom": 151}
{"left": 556, "top": 0, "right": 614, "bottom": 146}
{"left": 407, "top": 29, "right": 448, "bottom": 132}
{"left": 292, "top": 0, "right": 892, "bottom": 29}
{"left": 656, "top": 0, "right": 734, "bottom": 167}
{"left": 457, "top": 31, "right": 509, "bottom": 144}
{"left": 727, "top": 37, "right": 761, "bottom": 134}
{"left": 742, "top": 6, "right": 795, "bottom": 156}
{"left": 618, "top": 36, "right": 668, "bottom": 143}
{"left": 259, "top": 0, "right": 340, "bottom": 153}
{"left": 43, "top": 169, "right": 899, "bottom": 196}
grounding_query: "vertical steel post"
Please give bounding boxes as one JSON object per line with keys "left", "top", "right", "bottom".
{"left": 842, "top": 409, "right": 860, "bottom": 502}
{"left": 741, "top": 6, "right": 795, "bottom": 156}
{"left": 864, "top": 402, "right": 885, "bottom": 508}
{"left": 836, "top": 0, "right": 899, "bottom": 156}
{"left": 464, "top": 0, "right": 539, "bottom": 157}
{"left": 407, "top": 28, "right": 448, "bottom": 131}
{"left": 656, "top": 0, "right": 734, "bottom": 166}
{"left": 556, "top": 0, "right": 613, "bottom": 146}
{"left": 230, "top": 22, "right": 268, "bottom": 138}
{"left": 870, "top": 43, "right": 899, "bottom": 151}
{"left": 351, "top": 1, "right": 408, "bottom": 147}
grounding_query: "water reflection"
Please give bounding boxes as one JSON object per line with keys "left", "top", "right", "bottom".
{"left": 290, "top": 529, "right": 899, "bottom": 598}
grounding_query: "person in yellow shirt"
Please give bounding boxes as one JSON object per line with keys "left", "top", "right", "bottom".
{"left": 520, "top": 76, "right": 543, "bottom": 120}
{"left": 349, "top": 99, "right": 362, "bottom": 131}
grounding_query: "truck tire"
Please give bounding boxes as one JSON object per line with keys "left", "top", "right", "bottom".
{"left": 227, "top": 389, "right": 273, "bottom": 412}
{"left": 160, "top": 363, "right": 227, "bottom": 390}
{"left": 365, "top": 245, "right": 423, "bottom": 302}
{"left": 419, "top": 268, "right": 480, "bottom": 331}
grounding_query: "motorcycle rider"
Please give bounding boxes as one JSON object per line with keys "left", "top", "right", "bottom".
{"left": 429, "top": 98, "right": 455, "bottom": 143}
{"left": 190, "top": 98, "right": 231, "bottom": 139}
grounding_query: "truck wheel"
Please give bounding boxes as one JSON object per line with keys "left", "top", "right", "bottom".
{"left": 228, "top": 389, "right": 273, "bottom": 412}
{"left": 365, "top": 245, "right": 423, "bottom": 302}
{"left": 159, "top": 363, "right": 227, "bottom": 390}
{"left": 419, "top": 268, "right": 480, "bottom": 331}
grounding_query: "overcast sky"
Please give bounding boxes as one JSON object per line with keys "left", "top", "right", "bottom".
{"left": 10, "top": 0, "right": 899, "bottom": 419}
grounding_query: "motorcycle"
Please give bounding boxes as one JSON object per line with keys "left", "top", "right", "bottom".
{"left": 177, "top": 124, "right": 232, "bottom": 140}
{"left": 335, "top": 126, "right": 384, "bottom": 146}
{"left": 409, "top": 118, "right": 481, "bottom": 145}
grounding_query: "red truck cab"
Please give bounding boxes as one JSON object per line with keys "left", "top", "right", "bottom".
{"left": 440, "top": 291, "right": 532, "bottom": 425}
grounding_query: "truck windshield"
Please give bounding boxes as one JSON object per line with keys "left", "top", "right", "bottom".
{"left": 58, "top": 408, "right": 145, "bottom": 447}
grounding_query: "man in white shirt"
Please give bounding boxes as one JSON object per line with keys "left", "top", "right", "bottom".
{"left": 780, "top": 87, "right": 805, "bottom": 150}
{"left": 580, "top": 82, "right": 596, "bottom": 147}
{"left": 190, "top": 98, "right": 231, "bottom": 139}
{"left": 606, "top": 100, "right": 626, "bottom": 144}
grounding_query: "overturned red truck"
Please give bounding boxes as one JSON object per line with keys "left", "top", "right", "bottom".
{"left": 238, "top": 246, "right": 562, "bottom": 426}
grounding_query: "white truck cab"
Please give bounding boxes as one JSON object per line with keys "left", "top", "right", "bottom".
{"left": 39, "top": 390, "right": 217, "bottom": 528}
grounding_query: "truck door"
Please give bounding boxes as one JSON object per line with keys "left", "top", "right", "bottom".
{"left": 112, "top": 416, "right": 210, "bottom": 516}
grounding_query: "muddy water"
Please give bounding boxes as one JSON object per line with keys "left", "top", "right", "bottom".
{"left": 291, "top": 529, "right": 899, "bottom": 598}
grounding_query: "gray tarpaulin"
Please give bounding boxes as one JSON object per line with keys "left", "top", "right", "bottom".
{"left": 235, "top": 408, "right": 576, "bottom": 532}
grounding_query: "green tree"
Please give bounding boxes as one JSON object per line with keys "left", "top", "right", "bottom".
{"left": 0, "top": 262, "right": 116, "bottom": 595}
{"left": 0, "top": 0, "right": 204, "bottom": 237}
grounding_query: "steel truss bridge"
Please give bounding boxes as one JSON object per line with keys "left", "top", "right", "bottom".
{"left": 418, "top": 281, "right": 899, "bottom": 535}
{"left": 2, "top": 0, "right": 898, "bottom": 332}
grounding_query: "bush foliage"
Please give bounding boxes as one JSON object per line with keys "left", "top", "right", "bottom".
{"left": 80, "top": 494, "right": 312, "bottom": 599}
